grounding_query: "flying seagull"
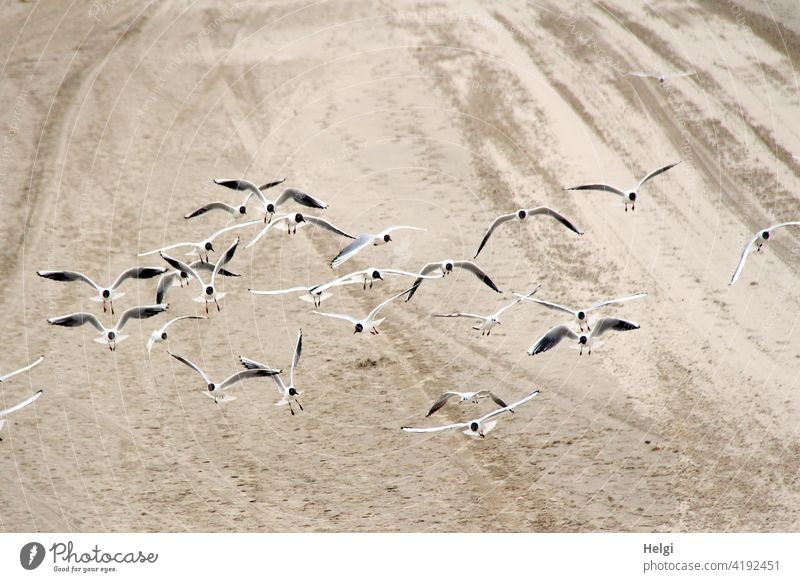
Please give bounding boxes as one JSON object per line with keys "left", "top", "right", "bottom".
{"left": 527, "top": 318, "right": 639, "bottom": 356}
{"left": 474, "top": 207, "right": 582, "bottom": 258}
{"left": 168, "top": 351, "right": 280, "bottom": 403}
{"left": 312, "top": 267, "right": 441, "bottom": 295}
{"left": 313, "top": 287, "right": 412, "bottom": 334}
{"left": 330, "top": 226, "right": 425, "bottom": 268}
{"left": 565, "top": 162, "right": 680, "bottom": 211}
{"left": 425, "top": 389, "right": 511, "bottom": 417}
{"left": 433, "top": 284, "right": 541, "bottom": 335}
{"left": 48, "top": 304, "right": 168, "bottom": 351}
{"left": 628, "top": 70, "right": 696, "bottom": 84}
{"left": 0, "top": 355, "right": 44, "bottom": 383}
{"left": 186, "top": 178, "right": 286, "bottom": 220}
{"left": 138, "top": 219, "right": 259, "bottom": 262}
{"left": 37, "top": 267, "right": 166, "bottom": 314}
{"left": 147, "top": 315, "right": 207, "bottom": 355}
{"left": 402, "top": 390, "right": 540, "bottom": 438}
{"left": 249, "top": 279, "right": 364, "bottom": 307}
{"left": 246, "top": 212, "right": 354, "bottom": 248}
{"left": 213, "top": 178, "right": 327, "bottom": 222}
{"left": 155, "top": 259, "right": 240, "bottom": 304}
{"left": 729, "top": 222, "right": 800, "bottom": 285}
{"left": 240, "top": 329, "right": 305, "bottom": 415}
{"left": 404, "top": 260, "right": 502, "bottom": 302}
{"left": 514, "top": 292, "right": 647, "bottom": 331}
{"left": 0, "top": 390, "right": 43, "bottom": 441}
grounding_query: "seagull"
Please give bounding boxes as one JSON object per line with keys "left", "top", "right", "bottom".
{"left": 168, "top": 352, "right": 280, "bottom": 403}
{"left": 0, "top": 389, "right": 43, "bottom": 441}
{"left": 185, "top": 178, "right": 286, "bottom": 220}
{"left": 37, "top": 267, "right": 166, "bottom": 314}
{"left": 565, "top": 162, "right": 680, "bottom": 211}
{"left": 0, "top": 355, "right": 44, "bottom": 383}
{"left": 246, "top": 212, "right": 355, "bottom": 248}
{"left": 147, "top": 315, "right": 207, "bottom": 355}
{"left": 402, "top": 390, "right": 540, "bottom": 438}
{"left": 628, "top": 70, "right": 696, "bottom": 84}
{"left": 249, "top": 279, "right": 364, "bottom": 307}
{"left": 159, "top": 237, "right": 240, "bottom": 313}
{"left": 474, "top": 207, "right": 583, "bottom": 258}
{"left": 729, "top": 222, "right": 800, "bottom": 285}
{"left": 330, "top": 226, "right": 425, "bottom": 268}
{"left": 433, "top": 284, "right": 541, "bottom": 335}
{"left": 155, "top": 259, "right": 240, "bottom": 304}
{"left": 527, "top": 318, "right": 639, "bottom": 356}
{"left": 138, "top": 219, "right": 260, "bottom": 262}
{"left": 514, "top": 292, "right": 647, "bottom": 331}
{"left": 313, "top": 287, "right": 412, "bottom": 334}
{"left": 311, "top": 267, "right": 441, "bottom": 295}
{"left": 48, "top": 304, "right": 168, "bottom": 351}
{"left": 425, "top": 389, "right": 511, "bottom": 417}
{"left": 404, "top": 260, "right": 502, "bottom": 302}
{"left": 240, "top": 329, "right": 304, "bottom": 415}
{"left": 213, "top": 178, "right": 327, "bottom": 222}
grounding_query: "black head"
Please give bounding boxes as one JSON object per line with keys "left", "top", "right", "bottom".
{"left": 289, "top": 387, "right": 298, "bottom": 396}
{"left": 445, "top": 262, "right": 453, "bottom": 271}
{"left": 107, "top": 331, "right": 116, "bottom": 340}
{"left": 383, "top": 234, "right": 391, "bottom": 243}
{"left": 295, "top": 213, "right": 305, "bottom": 223}
{"left": 579, "top": 335, "right": 588, "bottom": 344}
{"left": 354, "top": 323, "right": 364, "bottom": 334}
{"left": 628, "top": 192, "right": 637, "bottom": 201}
{"left": 470, "top": 422, "right": 479, "bottom": 432}
{"left": 102, "top": 289, "right": 111, "bottom": 299}
{"left": 238, "top": 206, "right": 247, "bottom": 215}
{"left": 577, "top": 311, "right": 585, "bottom": 320}
{"left": 205, "top": 286, "right": 214, "bottom": 296}
{"left": 207, "top": 383, "right": 216, "bottom": 392}
{"left": 372, "top": 270, "right": 382, "bottom": 280}
{"left": 517, "top": 209, "right": 526, "bottom": 219}
{"left": 180, "top": 271, "right": 189, "bottom": 279}
{"left": 161, "top": 332, "right": 168, "bottom": 340}
{"left": 762, "top": 231, "right": 770, "bottom": 240}
{"left": 204, "top": 242, "right": 214, "bottom": 252}
{"left": 266, "top": 203, "right": 275, "bottom": 213}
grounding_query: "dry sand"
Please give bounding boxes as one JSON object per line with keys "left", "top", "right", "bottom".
{"left": 1, "top": 0, "right": 800, "bottom": 532}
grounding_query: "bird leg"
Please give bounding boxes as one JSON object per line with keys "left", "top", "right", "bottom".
{"left": 110, "top": 301, "right": 115, "bottom": 315}
{"left": 624, "top": 204, "right": 628, "bottom": 212}
{"left": 205, "top": 301, "right": 209, "bottom": 315}
{"left": 579, "top": 345, "right": 583, "bottom": 356}
{"left": 215, "top": 298, "right": 221, "bottom": 312}
{"left": 289, "top": 402, "right": 295, "bottom": 416}
{"left": 103, "top": 301, "right": 107, "bottom": 313}
{"left": 363, "top": 280, "right": 366, "bottom": 290}
{"left": 369, "top": 280, "right": 373, "bottom": 289}
{"left": 297, "top": 400, "right": 304, "bottom": 411}
{"left": 587, "top": 322, "right": 591, "bottom": 331}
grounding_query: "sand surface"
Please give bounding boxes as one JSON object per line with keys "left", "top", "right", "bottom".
{"left": 2, "top": 0, "right": 800, "bottom": 532}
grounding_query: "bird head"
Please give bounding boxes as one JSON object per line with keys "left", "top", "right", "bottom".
{"left": 354, "top": 323, "right": 364, "bottom": 334}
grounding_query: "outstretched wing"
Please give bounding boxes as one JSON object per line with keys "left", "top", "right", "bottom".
{"left": 516, "top": 296, "right": 576, "bottom": 316}
{"left": 729, "top": 233, "right": 761, "bottom": 285}
{"left": 208, "top": 219, "right": 262, "bottom": 243}
{"left": 526, "top": 207, "right": 583, "bottom": 235}
{"left": 211, "top": 237, "right": 239, "bottom": 286}
{"left": 425, "top": 392, "right": 460, "bottom": 417}
{"left": 453, "top": 261, "right": 502, "bottom": 293}
{"left": 378, "top": 225, "right": 426, "bottom": 237}
{"left": 213, "top": 178, "right": 262, "bottom": 200}
{"left": 258, "top": 178, "right": 286, "bottom": 191}
{"left": 0, "top": 390, "right": 43, "bottom": 418}
{"left": 484, "top": 390, "right": 511, "bottom": 410}
{"left": 477, "top": 390, "right": 540, "bottom": 422}
{"left": 585, "top": 293, "right": 647, "bottom": 313}
{"left": 168, "top": 351, "right": 211, "bottom": 384}
{"left": 160, "top": 254, "right": 204, "bottom": 287}
{"left": 302, "top": 215, "right": 355, "bottom": 239}
{"left": 368, "top": 286, "right": 415, "bottom": 321}
{"left": 403, "top": 262, "right": 443, "bottom": 302}
{"left": 291, "top": 329, "right": 302, "bottom": 387}
{"left": 527, "top": 325, "right": 578, "bottom": 356}
{"left": 162, "top": 315, "right": 206, "bottom": 332}
{"left": 330, "top": 235, "right": 373, "bottom": 268}
{"left": 276, "top": 188, "right": 328, "bottom": 209}
{"left": 218, "top": 369, "right": 280, "bottom": 391}
{"left": 155, "top": 272, "right": 177, "bottom": 304}
{"left": 432, "top": 312, "right": 485, "bottom": 320}
{"left": 47, "top": 312, "right": 105, "bottom": 334}
{"left": 111, "top": 266, "right": 166, "bottom": 291}
{"left": 496, "top": 284, "right": 541, "bottom": 317}
{"left": 246, "top": 215, "right": 289, "bottom": 249}
{"left": 312, "top": 311, "right": 359, "bottom": 325}
{"left": 184, "top": 202, "right": 239, "bottom": 219}
{"left": 591, "top": 317, "right": 640, "bottom": 338}
{"left": 249, "top": 285, "right": 313, "bottom": 296}
{"left": 116, "top": 304, "right": 168, "bottom": 331}
{"left": 37, "top": 270, "right": 101, "bottom": 291}
{"left": 474, "top": 213, "right": 516, "bottom": 259}
{"left": 238, "top": 356, "right": 282, "bottom": 375}
{"left": 564, "top": 183, "right": 626, "bottom": 197}
{"left": 0, "top": 356, "right": 45, "bottom": 383}
{"left": 627, "top": 71, "right": 658, "bottom": 78}
{"left": 401, "top": 422, "right": 468, "bottom": 433}
{"left": 636, "top": 162, "right": 680, "bottom": 190}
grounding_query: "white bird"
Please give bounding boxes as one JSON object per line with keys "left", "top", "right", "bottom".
{"left": 527, "top": 318, "right": 640, "bottom": 356}
{"left": 729, "top": 222, "right": 800, "bottom": 285}
{"left": 159, "top": 237, "right": 240, "bottom": 313}
{"left": 0, "top": 389, "right": 43, "bottom": 441}
{"left": 0, "top": 355, "right": 44, "bottom": 383}
{"left": 628, "top": 70, "right": 696, "bottom": 84}
{"left": 138, "top": 219, "right": 259, "bottom": 262}
{"left": 147, "top": 316, "right": 208, "bottom": 355}
{"left": 213, "top": 178, "right": 327, "bottom": 222}
{"left": 249, "top": 279, "right": 364, "bottom": 307}
{"left": 185, "top": 178, "right": 287, "bottom": 220}
{"left": 433, "top": 285, "right": 541, "bottom": 335}
{"left": 240, "top": 329, "right": 305, "bottom": 415}
{"left": 404, "top": 260, "right": 502, "bottom": 302}
{"left": 168, "top": 352, "right": 280, "bottom": 403}
{"left": 514, "top": 292, "right": 647, "bottom": 331}
{"left": 312, "top": 267, "right": 441, "bottom": 295}
{"left": 37, "top": 267, "right": 166, "bottom": 314}
{"left": 402, "top": 390, "right": 540, "bottom": 438}
{"left": 474, "top": 207, "right": 583, "bottom": 258}
{"left": 48, "top": 305, "right": 168, "bottom": 351}
{"left": 330, "top": 226, "right": 426, "bottom": 268}
{"left": 313, "top": 287, "right": 412, "bottom": 335}
{"left": 565, "top": 162, "right": 680, "bottom": 211}
{"left": 424, "top": 389, "right": 511, "bottom": 417}
{"left": 155, "top": 259, "right": 240, "bottom": 304}
{"left": 246, "top": 212, "right": 355, "bottom": 248}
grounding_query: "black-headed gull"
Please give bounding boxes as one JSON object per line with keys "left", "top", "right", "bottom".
{"left": 729, "top": 222, "right": 800, "bottom": 285}
{"left": 313, "top": 287, "right": 412, "bottom": 334}
{"left": 155, "top": 259, "right": 240, "bottom": 304}
{"left": 240, "top": 329, "right": 304, "bottom": 415}
{"left": 628, "top": 70, "right": 696, "bottom": 84}
{"left": 330, "top": 226, "right": 425, "bottom": 268}
{"left": 147, "top": 315, "right": 207, "bottom": 355}
{"left": 515, "top": 292, "right": 646, "bottom": 331}
{"left": 0, "top": 389, "right": 43, "bottom": 441}
{"left": 138, "top": 219, "right": 259, "bottom": 262}
{"left": 214, "top": 178, "right": 326, "bottom": 222}
{"left": 527, "top": 317, "right": 639, "bottom": 356}
{"left": 168, "top": 351, "right": 280, "bottom": 403}
{"left": 565, "top": 162, "right": 680, "bottom": 211}
{"left": 312, "top": 267, "right": 441, "bottom": 294}
{"left": 37, "top": 267, "right": 166, "bottom": 314}
{"left": 249, "top": 279, "right": 363, "bottom": 307}
{"left": 185, "top": 178, "right": 286, "bottom": 220}
{"left": 402, "top": 390, "right": 540, "bottom": 438}
{"left": 159, "top": 237, "right": 240, "bottom": 313}
{"left": 474, "top": 207, "right": 582, "bottom": 258}
{"left": 425, "top": 389, "right": 511, "bottom": 417}
{"left": 404, "top": 260, "right": 502, "bottom": 302}
{"left": 0, "top": 355, "right": 44, "bottom": 383}
{"left": 433, "top": 285, "right": 541, "bottom": 335}
{"left": 246, "top": 212, "right": 354, "bottom": 248}
{"left": 48, "top": 304, "right": 168, "bottom": 351}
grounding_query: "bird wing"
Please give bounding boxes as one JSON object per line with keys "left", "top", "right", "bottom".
{"left": 766, "top": 221, "right": 800, "bottom": 234}
{"left": 137, "top": 242, "right": 196, "bottom": 257}
{"left": 367, "top": 286, "right": 414, "bottom": 321}
{"left": 168, "top": 351, "right": 211, "bottom": 384}
{"left": 591, "top": 317, "right": 640, "bottom": 338}
{"left": 477, "top": 390, "right": 540, "bottom": 422}
{"left": 245, "top": 215, "right": 289, "bottom": 249}
{"left": 403, "top": 262, "right": 442, "bottom": 302}
{"left": 258, "top": 178, "right": 287, "bottom": 191}
{"left": 474, "top": 213, "right": 516, "bottom": 259}
{"left": 0, "top": 390, "right": 43, "bottom": 418}
{"left": 184, "top": 202, "right": 239, "bottom": 219}
{"left": 110, "top": 266, "right": 166, "bottom": 291}
{"left": 585, "top": 293, "right": 648, "bottom": 313}
{"left": 432, "top": 313, "right": 485, "bottom": 320}
{"left": 401, "top": 422, "right": 468, "bottom": 433}
{"left": 155, "top": 272, "right": 177, "bottom": 304}
{"left": 238, "top": 356, "right": 282, "bottom": 374}
{"left": 527, "top": 325, "right": 578, "bottom": 356}
{"left": 213, "top": 178, "right": 263, "bottom": 202}
{"left": 729, "top": 233, "right": 761, "bottom": 285}
{"left": 276, "top": 188, "right": 328, "bottom": 209}
{"left": 664, "top": 71, "right": 696, "bottom": 79}
{"left": 162, "top": 315, "right": 207, "bottom": 332}
{"left": 627, "top": 71, "right": 658, "bottom": 78}
{"left": 311, "top": 269, "right": 369, "bottom": 294}
{"left": 302, "top": 215, "right": 355, "bottom": 239}
{"left": 0, "top": 356, "right": 45, "bottom": 383}
{"left": 47, "top": 312, "right": 105, "bottom": 334}
{"left": 378, "top": 225, "right": 426, "bottom": 237}
{"left": 636, "top": 161, "right": 680, "bottom": 190}
{"left": 211, "top": 237, "right": 239, "bottom": 286}
{"left": 425, "top": 392, "right": 461, "bottom": 417}
{"left": 564, "top": 183, "right": 626, "bottom": 197}
{"left": 453, "top": 261, "right": 502, "bottom": 293}
{"left": 160, "top": 253, "right": 204, "bottom": 287}
{"left": 36, "top": 270, "right": 101, "bottom": 291}
{"left": 484, "top": 390, "right": 511, "bottom": 410}
{"left": 249, "top": 285, "right": 313, "bottom": 296}
{"left": 526, "top": 207, "right": 584, "bottom": 235}
{"left": 330, "top": 234, "right": 373, "bottom": 268}
{"left": 208, "top": 219, "right": 262, "bottom": 243}
{"left": 495, "top": 285, "right": 541, "bottom": 317}
{"left": 117, "top": 304, "right": 168, "bottom": 331}
{"left": 516, "top": 296, "right": 576, "bottom": 316}
{"left": 312, "top": 311, "right": 359, "bottom": 325}
{"left": 291, "top": 329, "right": 302, "bottom": 387}
{"left": 218, "top": 368, "right": 279, "bottom": 391}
